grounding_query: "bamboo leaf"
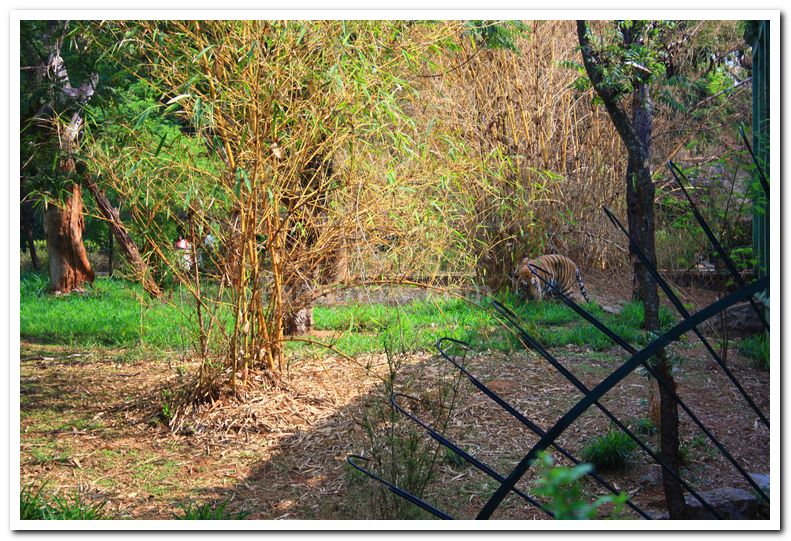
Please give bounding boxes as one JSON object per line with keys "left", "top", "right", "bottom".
{"left": 194, "top": 45, "right": 214, "bottom": 61}
{"left": 153, "top": 133, "right": 168, "bottom": 157}
{"left": 133, "top": 106, "right": 156, "bottom": 129}
{"left": 166, "top": 93, "right": 191, "bottom": 105}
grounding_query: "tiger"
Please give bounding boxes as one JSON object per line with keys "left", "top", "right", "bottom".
{"left": 515, "top": 254, "right": 591, "bottom": 303}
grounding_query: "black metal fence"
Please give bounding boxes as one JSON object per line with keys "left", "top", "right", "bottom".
{"left": 347, "top": 158, "right": 770, "bottom": 520}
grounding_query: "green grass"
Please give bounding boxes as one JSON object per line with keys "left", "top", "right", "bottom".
{"left": 20, "top": 484, "right": 248, "bottom": 520}
{"left": 309, "top": 296, "right": 499, "bottom": 356}
{"left": 28, "top": 443, "right": 74, "bottom": 465}
{"left": 174, "top": 500, "right": 250, "bottom": 520}
{"left": 21, "top": 273, "right": 675, "bottom": 358}
{"left": 617, "top": 300, "right": 676, "bottom": 331}
{"left": 738, "top": 333, "right": 769, "bottom": 371}
{"left": 20, "top": 485, "right": 108, "bottom": 520}
{"left": 21, "top": 272, "right": 194, "bottom": 349}
{"left": 309, "top": 295, "right": 675, "bottom": 355}
{"left": 132, "top": 455, "right": 181, "bottom": 497}
{"left": 580, "top": 429, "right": 638, "bottom": 472}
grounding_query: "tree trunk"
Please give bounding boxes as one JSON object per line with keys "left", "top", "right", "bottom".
{"left": 107, "top": 222, "right": 113, "bottom": 276}
{"left": 627, "top": 83, "right": 659, "bottom": 308}
{"left": 21, "top": 196, "right": 41, "bottom": 271}
{"left": 43, "top": 182, "right": 95, "bottom": 293}
{"left": 655, "top": 352, "right": 686, "bottom": 518}
{"left": 282, "top": 284, "right": 314, "bottom": 336}
{"left": 630, "top": 80, "right": 686, "bottom": 520}
{"left": 33, "top": 23, "right": 100, "bottom": 294}
{"left": 578, "top": 20, "right": 686, "bottom": 519}
{"left": 84, "top": 175, "right": 162, "bottom": 298}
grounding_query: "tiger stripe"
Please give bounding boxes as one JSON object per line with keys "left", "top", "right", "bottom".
{"left": 515, "top": 254, "right": 591, "bottom": 303}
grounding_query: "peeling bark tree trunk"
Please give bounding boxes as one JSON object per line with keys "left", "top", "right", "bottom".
{"left": 34, "top": 22, "right": 100, "bottom": 294}
{"left": 578, "top": 20, "right": 686, "bottom": 519}
{"left": 84, "top": 176, "right": 162, "bottom": 298}
{"left": 43, "top": 182, "right": 95, "bottom": 292}
{"left": 44, "top": 125, "right": 96, "bottom": 293}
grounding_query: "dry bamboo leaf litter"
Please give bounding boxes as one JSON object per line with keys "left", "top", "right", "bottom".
{"left": 20, "top": 309, "right": 769, "bottom": 521}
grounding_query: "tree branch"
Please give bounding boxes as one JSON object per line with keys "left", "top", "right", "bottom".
{"left": 576, "top": 20, "right": 646, "bottom": 163}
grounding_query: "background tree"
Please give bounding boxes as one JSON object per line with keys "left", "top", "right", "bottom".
{"left": 21, "top": 21, "right": 97, "bottom": 293}
{"left": 20, "top": 193, "right": 41, "bottom": 271}
{"left": 408, "top": 21, "right": 631, "bottom": 290}
{"left": 20, "top": 20, "right": 162, "bottom": 297}
{"left": 650, "top": 21, "right": 755, "bottom": 277}
{"left": 576, "top": 19, "right": 686, "bottom": 519}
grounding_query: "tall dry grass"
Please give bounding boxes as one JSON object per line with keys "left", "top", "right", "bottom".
{"left": 402, "top": 20, "right": 750, "bottom": 287}
{"left": 408, "top": 21, "right": 629, "bottom": 290}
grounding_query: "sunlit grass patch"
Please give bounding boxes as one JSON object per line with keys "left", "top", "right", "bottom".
{"left": 21, "top": 273, "right": 193, "bottom": 349}
{"left": 22, "top": 274, "right": 670, "bottom": 357}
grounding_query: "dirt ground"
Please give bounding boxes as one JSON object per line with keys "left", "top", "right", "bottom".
{"left": 19, "top": 277, "right": 770, "bottom": 521}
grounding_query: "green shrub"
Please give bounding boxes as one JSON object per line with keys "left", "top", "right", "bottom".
{"left": 443, "top": 447, "right": 466, "bottom": 468}
{"left": 20, "top": 485, "right": 107, "bottom": 520}
{"left": 678, "top": 444, "right": 691, "bottom": 467}
{"left": 20, "top": 485, "right": 48, "bottom": 520}
{"left": 738, "top": 333, "right": 769, "bottom": 371}
{"left": 348, "top": 339, "right": 463, "bottom": 519}
{"left": 580, "top": 429, "right": 637, "bottom": 471}
{"left": 631, "top": 417, "right": 657, "bottom": 437}
{"left": 533, "top": 452, "right": 628, "bottom": 519}
{"left": 174, "top": 500, "right": 249, "bottom": 520}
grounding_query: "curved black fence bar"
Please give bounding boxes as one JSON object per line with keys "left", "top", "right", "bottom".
{"left": 523, "top": 264, "right": 770, "bottom": 505}
{"left": 346, "top": 455, "right": 453, "bottom": 520}
{"left": 348, "top": 164, "right": 769, "bottom": 520}
{"left": 489, "top": 300, "right": 723, "bottom": 519}
{"left": 667, "top": 161, "right": 769, "bottom": 331}
{"left": 477, "top": 277, "right": 768, "bottom": 519}
{"left": 391, "top": 393, "right": 555, "bottom": 518}
{"left": 602, "top": 205, "right": 769, "bottom": 427}
{"left": 435, "top": 338, "right": 651, "bottom": 519}
{"left": 347, "top": 277, "right": 768, "bottom": 519}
